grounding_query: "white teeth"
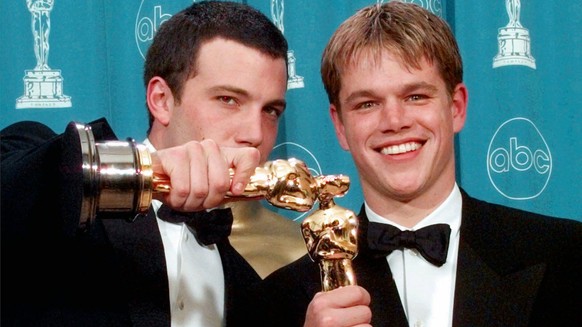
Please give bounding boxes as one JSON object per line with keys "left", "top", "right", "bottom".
{"left": 381, "top": 142, "right": 420, "bottom": 155}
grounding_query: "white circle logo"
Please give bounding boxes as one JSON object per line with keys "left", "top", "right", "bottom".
{"left": 487, "top": 117, "right": 552, "bottom": 200}
{"left": 135, "top": 1, "right": 185, "bottom": 60}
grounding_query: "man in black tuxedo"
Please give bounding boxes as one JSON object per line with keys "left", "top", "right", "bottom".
{"left": 1, "top": 1, "right": 292, "bottom": 326}
{"left": 256, "top": 2, "right": 582, "bottom": 326}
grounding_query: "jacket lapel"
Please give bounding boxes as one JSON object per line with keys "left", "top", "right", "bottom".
{"left": 356, "top": 210, "right": 409, "bottom": 327}
{"left": 102, "top": 208, "right": 171, "bottom": 327}
{"left": 453, "top": 192, "right": 545, "bottom": 327}
{"left": 216, "top": 209, "right": 261, "bottom": 326}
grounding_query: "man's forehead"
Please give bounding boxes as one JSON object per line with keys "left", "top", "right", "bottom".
{"left": 342, "top": 49, "right": 431, "bottom": 74}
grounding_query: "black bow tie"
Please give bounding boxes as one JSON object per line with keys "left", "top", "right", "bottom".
{"left": 157, "top": 205, "right": 233, "bottom": 245}
{"left": 367, "top": 222, "right": 451, "bottom": 267}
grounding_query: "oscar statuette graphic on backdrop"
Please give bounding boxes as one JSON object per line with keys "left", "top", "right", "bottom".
{"left": 493, "top": 0, "right": 536, "bottom": 69}
{"left": 271, "top": 0, "right": 304, "bottom": 89}
{"left": 16, "top": 0, "right": 71, "bottom": 109}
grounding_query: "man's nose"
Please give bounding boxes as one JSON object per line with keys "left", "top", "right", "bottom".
{"left": 378, "top": 101, "right": 411, "bottom": 133}
{"left": 234, "top": 110, "right": 263, "bottom": 147}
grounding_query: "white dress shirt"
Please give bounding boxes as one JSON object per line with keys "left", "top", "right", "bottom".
{"left": 365, "top": 184, "right": 462, "bottom": 327}
{"left": 144, "top": 139, "right": 226, "bottom": 327}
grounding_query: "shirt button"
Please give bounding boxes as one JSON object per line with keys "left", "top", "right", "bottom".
{"left": 177, "top": 301, "right": 184, "bottom": 310}
{"left": 184, "top": 233, "right": 189, "bottom": 241}
{"left": 414, "top": 321, "right": 424, "bottom": 327}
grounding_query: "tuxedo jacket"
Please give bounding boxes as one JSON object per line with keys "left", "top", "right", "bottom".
{"left": 255, "top": 190, "right": 582, "bottom": 327}
{"left": 1, "top": 120, "right": 260, "bottom": 326}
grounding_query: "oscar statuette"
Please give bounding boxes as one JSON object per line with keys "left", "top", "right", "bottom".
{"left": 300, "top": 176, "right": 358, "bottom": 291}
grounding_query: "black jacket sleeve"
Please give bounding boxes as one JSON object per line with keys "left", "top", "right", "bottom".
{"left": 1, "top": 118, "right": 117, "bottom": 239}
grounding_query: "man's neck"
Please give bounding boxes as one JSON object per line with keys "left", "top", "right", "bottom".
{"left": 364, "top": 182, "right": 457, "bottom": 228}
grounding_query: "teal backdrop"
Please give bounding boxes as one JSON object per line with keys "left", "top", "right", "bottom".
{"left": 2, "top": 0, "right": 580, "bottom": 222}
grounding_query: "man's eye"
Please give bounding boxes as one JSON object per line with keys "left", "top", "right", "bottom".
{"left": 264, "top": 107, "right": 283, "bottom": 118}
{"left": 407, "top": 94, "right": 426, "bottom": 101}
{"left": 219, "top": 96, "right": 237, "bottom": 105}
{"left": 355, "top": 101, "right": 376, "bottom": 110}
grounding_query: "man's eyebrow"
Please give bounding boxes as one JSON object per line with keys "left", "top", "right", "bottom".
{"left": 208, "top": 85, "right": 249, "bottom": 96}
{"left": 344, "top": 81, "right": 439, "bottom": 103}
{"left": 209, "top": 85, "right": 286, "bottom": 109}
{"left": 344, "top": 90, "right": 376, "bottom": 104}
{"left": 401, "top": 81, "right": 439, "bottom": 94}
{"left": 266, "top": 99, "right": 287, "bottom": 110}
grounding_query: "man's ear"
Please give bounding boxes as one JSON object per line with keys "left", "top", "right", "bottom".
{"left": 330, "top": 104, "right": 350, "bottom": 151}
{"left": 146, "top": 77, "right": 174, "bottom": 126}
{"left": 451, "top": 83, "right": 468, "bottom": 133}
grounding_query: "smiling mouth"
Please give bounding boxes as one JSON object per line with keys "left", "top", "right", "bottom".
{"left": 379, "top": 142, "right": 422, "bottom": 155}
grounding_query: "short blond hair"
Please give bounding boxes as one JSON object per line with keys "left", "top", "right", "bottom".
{"left": 321, "top": 2, "right": 463, "bottom": 109}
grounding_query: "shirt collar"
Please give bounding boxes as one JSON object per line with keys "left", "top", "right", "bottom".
{"left": 365, "top": 183, "right": 462, "bottom": 235}
{"left": 143, "top": 138, "right": 156, "bottom": 153}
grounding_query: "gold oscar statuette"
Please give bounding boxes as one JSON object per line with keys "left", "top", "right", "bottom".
{"left": 300, "top": 176, "right": 358, "bottom": 291}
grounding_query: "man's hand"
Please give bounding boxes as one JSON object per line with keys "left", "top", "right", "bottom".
{"left": 304, "top": 286, "right": 372, "bottom": 327}
{"left": 151, "top": 139, "right": 261, "bottom": 211}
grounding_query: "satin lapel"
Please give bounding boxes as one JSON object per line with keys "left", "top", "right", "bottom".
{"left": 216, "top": 222, "right": 261, "bottom": 326}
{"left": 102, "top": 208, "right": 171, "bottom": 327}
{"left": 453, "top": 192, "right": 545, "bottom": 327}
{"left": 357, "top": 210, "right": 409, "bottom": 327}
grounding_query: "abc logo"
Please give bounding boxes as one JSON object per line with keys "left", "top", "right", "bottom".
{"left": 487, "top": 117, "right": 552, "bottom": 200}
{"left": 135, "top": 1, "right": 190, "bottom": 59}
